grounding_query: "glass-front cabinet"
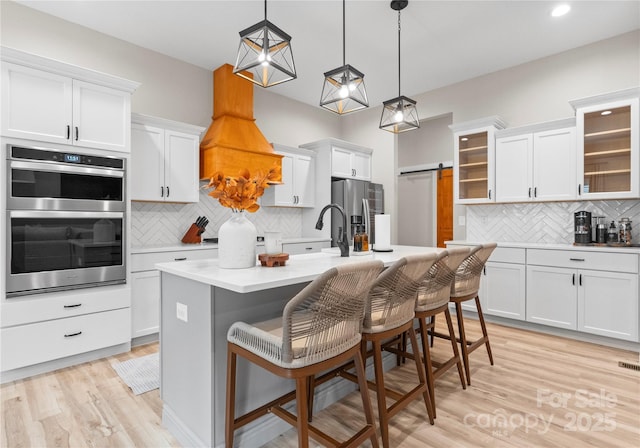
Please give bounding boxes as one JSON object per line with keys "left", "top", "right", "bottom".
{"left": 572, "top": 89, "right": 639, "bottom": 200}
{"left": 451, "top": 117, "right": 506, "bottom": 204}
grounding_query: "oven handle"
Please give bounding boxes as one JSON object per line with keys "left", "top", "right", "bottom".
{"left": 9, "top": 160, "right": 124, "bottom": 178}
{"left": 8, "top": 210, "right": 124, "bottom": 219}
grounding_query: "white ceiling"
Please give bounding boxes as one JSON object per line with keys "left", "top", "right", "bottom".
{"left": 14, "top": 0, "right": 640, "bottom": 110}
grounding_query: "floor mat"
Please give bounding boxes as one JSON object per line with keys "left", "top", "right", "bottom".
{"left": 111, "top": 352, "right": 159, "bottom": 395}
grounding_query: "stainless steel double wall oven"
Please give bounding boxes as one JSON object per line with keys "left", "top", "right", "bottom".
{"left": 6, "top": 144, "right": 126, "bottom": 296}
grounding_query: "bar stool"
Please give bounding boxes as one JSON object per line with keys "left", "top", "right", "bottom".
{"left": 225, "top": 260, "right": 383, "bottom": 448}
{"left": 357, "top": 253, "right": 438, "bottom": 448}
{"left": 433, "top": 243, "right": 497, "bottom": 385}
{"left": 413, "top": 247, "right": 469, "bottom": 417}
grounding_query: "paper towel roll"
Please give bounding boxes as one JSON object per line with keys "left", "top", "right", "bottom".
{"left": 374, "top": 214, "right": 391, "bottom": 251}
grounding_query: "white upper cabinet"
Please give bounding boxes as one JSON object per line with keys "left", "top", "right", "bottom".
{"left": 1, "top": 48, "right": 138, "bottom": 152}
{"left": 331, "top": 146, "right": 371, "bottom": 180}
{"left": 495, "top": 119, "right": 576, "bottom": 203}
{"left": 451, "top": 116, "right": 506, "bottom": 204}
{"left": 571, "top": 88, "right": 640, "bottom": 200}
{"left": 131, "top": 114, "right": 204, "bottom": 203}
{"left": 262, "top": 145, "right": 316, "bottom": 208}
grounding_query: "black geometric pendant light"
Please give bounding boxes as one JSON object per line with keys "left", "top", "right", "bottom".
{"left": 380, "top": 0, "right": 420, "bottom": 133}
{"left": 320, "top": 0, "right": 369, "bottom": 114}
{"left": 234, "top": 0, "right": 296, "bottom": 87}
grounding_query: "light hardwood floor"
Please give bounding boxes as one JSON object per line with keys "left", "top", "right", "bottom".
{"left": 2, "top": 317, "right": 639, "bottom": 447}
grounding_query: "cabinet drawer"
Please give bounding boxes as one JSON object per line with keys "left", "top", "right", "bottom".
{"left": 1, "top": 308, "right": 131, "bottom": 371}
{"left": 527, "top": 249, "right": 638, "bottom": 273}
{"left": 131, "top": 248, "right": 219, "bottom": 272}
{"left": 1, "top": 285, "right": 130, "bottom": 328}
{"left": 489, "top": 247, "right": 525, "bottom": 264}
{"left": 283, "top": 241, "right": 331, "bottom": 255}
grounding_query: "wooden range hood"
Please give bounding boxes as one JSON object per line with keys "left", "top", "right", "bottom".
{"left": 199, "top": 64, "right": 282, "bottom": 181}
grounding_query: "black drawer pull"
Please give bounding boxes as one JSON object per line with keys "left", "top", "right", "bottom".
{"left": 75, "top": 126, "right": 79, "bottom": 141}
{"left": 66, "top": 125, "right": 71, "bottom": 140}
{"left": 64, "top": 331, "right": 82, "bottom": 338}
{"left": 305, "top": 247, "right": 313, "bottom": 250}
{"left": 569, "top": 258, "right": 585, "bottom": 262}
{"left": 63, "top": 303, "right": 82, "bottom": 308}
{"left": 174, "top": 257, "right": 187, "bottom": 261}
{"left": 572, "top": 273, "right": 575, "bottom": 285}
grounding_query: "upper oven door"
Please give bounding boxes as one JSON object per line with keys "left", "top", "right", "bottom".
{"left": 7, "top": 159, "right": 125, "bottom": 212}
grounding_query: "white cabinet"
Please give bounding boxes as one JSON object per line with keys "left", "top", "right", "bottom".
{"left": 331, "top": 146, "right": 371, "bottom": 180}
{"left": 495, "top": 121, "right": 576, "bottom": 202}
{"left": 450, "top": 116, "right": 506, "bottom": 204}
{"left": 130, "top": 247, "right": 218, "bottom": 339}
{"left": 451, "top": 245, "right": 526, "bottom": 320}
{"left": 526, "top": 249, "right": 638, "bottom": 341}
{"left": 0, "top": 284, "right": 131, "bottom": 372}
{"left": 131, "top": 114, "right": 204, "bottom": 203}
{"left": 570, "top": 88, "right": 640, "bottom": 200}
{"left": 1, "top": 59, "right": 136, "bottom": 152}
{"left": 282, "top": 240, "right": 331, "bottom": 255}
{"left": 262, "top": 145, "right": 315, "bottom": 207}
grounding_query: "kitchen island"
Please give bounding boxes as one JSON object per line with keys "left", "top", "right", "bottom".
{"left": 155, "top": 245, "right": 442, "bottom": 448}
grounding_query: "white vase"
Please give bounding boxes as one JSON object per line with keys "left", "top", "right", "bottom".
{"left": 218, "top": 211, "right": 257, "bottom": 269}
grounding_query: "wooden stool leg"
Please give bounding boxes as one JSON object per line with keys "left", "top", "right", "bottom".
{"left": 455, "top": 301, "right": 472, "bottom": 386}
{"left": 429, "top": 315, "right": 435, "bottom": 347}
{"left": 354, "top": 349, "right": 380, "bottom": 448}
{"left": 409, "top": 325, "right": 434, "bottom": 424}
{"left": 445, "top": 308, "right": 466, "bottom": 389}
{"left": 417, "top": 316, "right": 436, "bottom": 419}
{"left": 225, "top": 346, "right": 237, "bottom": 448}
{"left": 372, "top": 339, "right": 390, "bottom": 448}
{"left": 295, "top": 377, "right": 310, "bottom": 448}
{"left": 475, "top": 296, "right": 494, "bottom": 365}
{"left": 307, "top": 375, "right": 315, "bottom": 422}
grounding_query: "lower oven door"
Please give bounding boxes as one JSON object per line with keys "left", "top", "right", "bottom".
{"left": 7, "top": 210, "right": 126, "bottom": 297}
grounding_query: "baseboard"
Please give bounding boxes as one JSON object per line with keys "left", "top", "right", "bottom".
{"left": 163, "top": 404, "right": 208, "bottom": 448}
{"left": 0, "top": 341, "right": 131, "bottom": 384}
{"left": 132, "top": 332, "right": 159, "bottom": 347}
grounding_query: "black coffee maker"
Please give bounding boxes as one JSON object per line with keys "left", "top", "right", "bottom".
{"left": 574, "top": 211, "right": 592, "bottom": 244}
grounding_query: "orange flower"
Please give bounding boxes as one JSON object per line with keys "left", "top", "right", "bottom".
{"left": 203, "top": 166, "right": 281, "bottom": 213}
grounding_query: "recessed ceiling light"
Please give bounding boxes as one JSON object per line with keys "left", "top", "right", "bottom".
{"left": 551, "top": 4, "right": 571, "bottom": 17}
{"left": 601, "top": 110, "right": 612, "bottom": 116}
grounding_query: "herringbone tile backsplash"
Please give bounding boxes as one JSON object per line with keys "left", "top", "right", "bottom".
{"left": 131, "top": 188, "right": 302, "bottom": 247}
{"left": 467, "top": 200, "right": 640, "bottom": 243}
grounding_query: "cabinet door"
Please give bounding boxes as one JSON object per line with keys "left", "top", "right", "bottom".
{"left": 131, "top": 270, "right": 161, "bottom": 338}
{"left": 164, "top": 130, "right": 200, "bottom": 203}
{"left": 351, "top": 151, "right": 371, "bottom": 180}
{"left": 454, "top": 129, "right": 496, "bottom": 203}
{"left": 72, "top": 80, "right": 130, "bottom": 152}
{"left": 331, "top": 147, "right": 353, "bottom": 178}
{"left": 495, "top": 134, "right": 532, "bottom": 202}
{"left": 533, "top": 127, "right": 577, "bottom": 201}
{"left": 294, "top": 154, "right": 315, "bottom": 207}
{"left": 578, "top": 270, "right": 638, "bottom": 341}
{"left": 526, "top": 265, "right": 577, "bottom": 330}
{"left": 1, "top": 63, "right": 72, "bottom": 144}
{"left": 483, "top": 262, "right": 526, "bottom": 320}
{"left": 271, "top": 153, "right": 295, "bottom": 206}
{"left": 576, "top": 98, "right": 639, "bottom": 199}
{"left": 131, "top": 123, "right": 165, "bottom": 201}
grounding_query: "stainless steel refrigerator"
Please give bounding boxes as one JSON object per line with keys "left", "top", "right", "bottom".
{"left": 331, "top": 179, "right": 384, "bottom": 247}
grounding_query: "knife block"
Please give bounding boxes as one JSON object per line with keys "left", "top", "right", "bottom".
{"left": 181, "top": 224, "right": 202, "bottom": 244}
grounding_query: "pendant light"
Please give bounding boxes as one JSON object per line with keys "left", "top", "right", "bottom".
{"left": 320, "top": 0, "right": 369, "bottom": 114}
{"left": 380, "top": 0, "right": 419, "bottom": 133}
{"left": 234, "top": 0, "right": 296, "bottom": 88}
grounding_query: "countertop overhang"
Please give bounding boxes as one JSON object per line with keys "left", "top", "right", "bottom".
{"left": 155, "top": 245, "right": 443, "bottom": 293}
{"left": 445, "top": 240, "right": 640, "bottom": 254}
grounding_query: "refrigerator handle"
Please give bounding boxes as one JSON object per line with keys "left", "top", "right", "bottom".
{"left": 362, "top": 197, "right": 371, "bottom": 235}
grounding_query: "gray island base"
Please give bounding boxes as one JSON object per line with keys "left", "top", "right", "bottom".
{"left": 156, "top": 246, "right": 441, "bottom": 448}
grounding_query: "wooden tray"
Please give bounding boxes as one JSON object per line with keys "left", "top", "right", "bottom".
{"left": 258, "top": 253, "right": 289, "bottom": 267}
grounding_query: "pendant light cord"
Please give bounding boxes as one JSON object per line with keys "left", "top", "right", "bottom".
{"left": 397, "top": 9, "right": 401, "bottom": 97}
{"left": 342, "top": 0, "right": 346, "bottom": 66}
{"left": 264, "top": 0, "right": 267, "bottom": 20}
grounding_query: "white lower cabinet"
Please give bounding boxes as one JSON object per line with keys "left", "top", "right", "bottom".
{"left": 131, "top": 247, "right": 218, "bottom": 339}
{"left": 526, "top": 249, "right": 638, "bottom": 341}
{"left": 482, "top": 261, "right": 526, "bottom": 320}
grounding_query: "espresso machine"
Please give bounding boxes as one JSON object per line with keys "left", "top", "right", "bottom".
{"left": 574, "top": 211, "right": 592, "bottom": 244}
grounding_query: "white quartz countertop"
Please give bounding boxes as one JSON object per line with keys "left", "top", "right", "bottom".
{"left": 155, "top": 245, "right": 443, "bottom": 293}
{"left": 132, "top": 237, "right": 331, "bottom": 254}
{"left": 445, "top": 240, "right": 640, "bottom": 254}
